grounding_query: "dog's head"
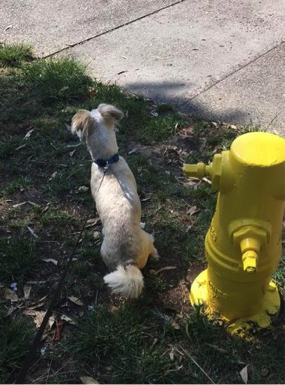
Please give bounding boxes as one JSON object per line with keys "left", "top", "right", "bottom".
{"left": 71, "top": 104, "right": 124, "bottom": 158}
{"left": 71, "top": 104, "right": 123, "bottom": 141}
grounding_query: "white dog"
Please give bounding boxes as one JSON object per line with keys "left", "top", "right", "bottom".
{"left": 71, "top": 104, "right": 159, "bottom": 298}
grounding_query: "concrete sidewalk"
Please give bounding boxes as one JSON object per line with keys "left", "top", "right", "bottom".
{"left": 1, "top": 0, "right": 284, "bottom": 135}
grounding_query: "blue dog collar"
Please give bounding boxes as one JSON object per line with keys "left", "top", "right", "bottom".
{"left": 94, "top": 153, "right": 119, "bottom": 169}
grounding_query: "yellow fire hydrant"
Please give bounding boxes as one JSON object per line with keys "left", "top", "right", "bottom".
{"left": 183, "top": 132, "right": 285, "bottom": 334}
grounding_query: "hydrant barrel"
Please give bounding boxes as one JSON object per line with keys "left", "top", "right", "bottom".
{"left": 184, "top": 132, "right": 285, "bottom": 326}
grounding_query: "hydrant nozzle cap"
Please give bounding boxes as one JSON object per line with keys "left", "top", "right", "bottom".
{"left": 183, "top": 162, "right": 208, "bottom": 179}
{"left": 242, "top": 250, "right": 258, "bottom": 274}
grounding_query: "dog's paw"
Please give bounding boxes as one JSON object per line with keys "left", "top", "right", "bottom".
{"left": 150, "top": 248, "right": 160, "bottom": 261}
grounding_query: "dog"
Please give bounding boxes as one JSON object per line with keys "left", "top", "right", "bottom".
{"left": 71, "top": 104, "right": 159, "bottom": 298}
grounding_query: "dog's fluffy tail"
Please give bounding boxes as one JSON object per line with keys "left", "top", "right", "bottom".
{"left": 103, "top": 265, "right": 144, "bottom": 299}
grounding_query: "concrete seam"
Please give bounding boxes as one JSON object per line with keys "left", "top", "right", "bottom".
{"left": 43, "top": 0, "right": 187, "bottom": 59}
{"left": 189, "top": 41, "right": 285, "bottom": 101}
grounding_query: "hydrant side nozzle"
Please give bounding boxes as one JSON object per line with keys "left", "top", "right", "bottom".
{"left": 231, "top": 225, "right": 269, "bottom": 274}
{"left": 183, "top": 162, "right": 209, "bottom": 179}
{"left": 240, "top": 237, "right": 260, "bottom": 274}
{"left": 242, "top": 250, "right": 258, "bottom": 274}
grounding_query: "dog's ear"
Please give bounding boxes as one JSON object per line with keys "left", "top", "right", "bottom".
{"left": 98, "top": 104, "right": 124, "bottom": 128}
{"left": 71, "top": 110, "right": 96, "bottom": 143}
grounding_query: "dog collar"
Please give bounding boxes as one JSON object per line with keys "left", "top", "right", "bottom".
{"left": 93, "top": 153, "right": 119, "bottom": 169}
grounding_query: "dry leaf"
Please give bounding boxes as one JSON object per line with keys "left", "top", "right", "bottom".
{"left": 26, "top": 301, "right": 45, "bottom": 310}
{"left": 186, "top": 225, "right": 192, "bottom": 233}
{"left": 12, "top": 201, "right": 27, "bottom": 208}
{"left": 171, "top": 321, "right": 181, "bottom": 330}
{"left": 48, "top": 171, "right": 57, "bottom": 182}
{"left": 26, "top": 295, "right": 47, "bottom": 310}
{"left": 69, "top": 149, "right": 76, "bottom": 157}
{"left": 27, "top": 226, "right": 39, "bottom": 238}
{"left": 42, "top": 204, "right": 50, "bottom": 214}
{"left": 202, "top": 177, "right": 211, "bottom": 185}
{"left": 240, "top": 364, "right": 249, "bottom": 384}
{"left": 151, "top": 266, "right": 177, "bottom": 275}
{"left": 41, "top": 258, "right": 58, "bottom": 266}
{"left": 187, "top": 206, "right": 200, "bottom": 216}
{"left": 15, "top": 144, "right": 27, "bottom": 151}
{"left": 23, "top": 310, "right": 46, "bottom": 328}
{"left": 141, "top": 197, "right": 151, "bottom": 202}
{"left": 24, "top": 284, "right": 32, "bottom": 300}
{"left": 80, "top": 376, "right": 100, "bottom": 384}
{"left": 68, "top": 296, "right": 83, "bottom": 306}
{"left": 24, "top": 129, "right": 35, "bottom": 140}
{"left": 27, "top": 280, "right": 47, "bottom": 284}
{"left": 206, "top": 343, "right": 227, "bottom": 354}
{"left": 78, "top": 186, "right": 89, "bottom": 192}
{"left": 61, "top": 314, "right": 75, "bottom": 325}
{"left": 48, "top": 315, "right": 56, "bottom": 329}
{"left": 52, "top": 320, "right": 64, "bottom": 341}
{"left": 93, "top": 231, "right": 101, "bottom": 240}
{"left": 85, "top": 217, "right": 100, "bottom": 228}
{"left": 4, "top": 288, "right": 19, "bottom": 302}
{"left": 128, "top": 148, "right": 137, "bottom": 155}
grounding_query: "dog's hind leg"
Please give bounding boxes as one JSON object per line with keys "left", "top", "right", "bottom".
{"left": 149, "top": 245, "right": 160, "bottom": 261}
{"left": 147, "top": 234, "right": 160, "bottom": 261}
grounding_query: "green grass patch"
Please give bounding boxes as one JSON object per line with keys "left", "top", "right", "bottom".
{"left": 0, "top": 317, "right": 34, "bottom": 383}
{"left": 67, "top": 303, "right": 181, "bottom": 384}
{"left": 139, "top": 115, "right": 185, "bottom": 144}
{"left": 272, "top": 262, "right": 285, "bottom": 291}
{"left": 0, "top": 238, "right": 36, "bottom": 283}
{"left": 21, "top": 57, "right": 92, "bottom": 105}
{"left": 0, "top": 44, "right": 33, "bottom": 68}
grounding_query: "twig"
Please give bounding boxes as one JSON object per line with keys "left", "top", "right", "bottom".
{"left": 177, "top": 345, "right": 215, "bottom": 384}
{"left": 32, "top": 359, "right": 74, "bottom": 384}
{"left": 266, "top": 113, "right": 280, "bottom": 130}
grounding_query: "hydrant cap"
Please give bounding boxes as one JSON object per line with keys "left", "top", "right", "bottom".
{"left": 231, "top": 132, "right": 285, "bottom": 167}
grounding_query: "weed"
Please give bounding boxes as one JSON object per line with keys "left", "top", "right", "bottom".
{"left": 0, "top": 44, "right": 33, "bottom": 68}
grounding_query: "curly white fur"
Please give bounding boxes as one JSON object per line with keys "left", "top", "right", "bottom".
{"left": 71, "top": 104, "right": 159, "bottom": 298}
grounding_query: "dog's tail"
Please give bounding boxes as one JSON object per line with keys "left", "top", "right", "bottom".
{"left": 103, "top": 265, "right": 144, "bottom": 299}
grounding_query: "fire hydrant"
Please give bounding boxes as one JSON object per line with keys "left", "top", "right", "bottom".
{"left": 183, "top": 132, "right": 285, "bottom": 334}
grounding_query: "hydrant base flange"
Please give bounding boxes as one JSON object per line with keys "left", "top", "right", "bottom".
{"left": 190, "top": 269, "right": 280, "bottom": 337}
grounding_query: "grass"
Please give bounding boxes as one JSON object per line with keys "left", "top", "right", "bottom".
{"left": 0, "top": 44, "right": 33, "bottom": 67}
{"left": 0, "top": 317, "right": 34, "bottom": 383}
{"left": 21, "top": 57, "right": 92, "bottom": 105}
{"left": 67, "top": 304, "right": 179, "bottom": 383}
{"left": 138, "top": 114, "right": 185, "bottom": 144}
{"left": 272, "top": 262, "right": 285, "bottom": 291}
{"left": 0, "top": 238, "right": 36, "bottom": 284}
{"left": 0, "top": 43, "right": 284, "bottom": 384}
